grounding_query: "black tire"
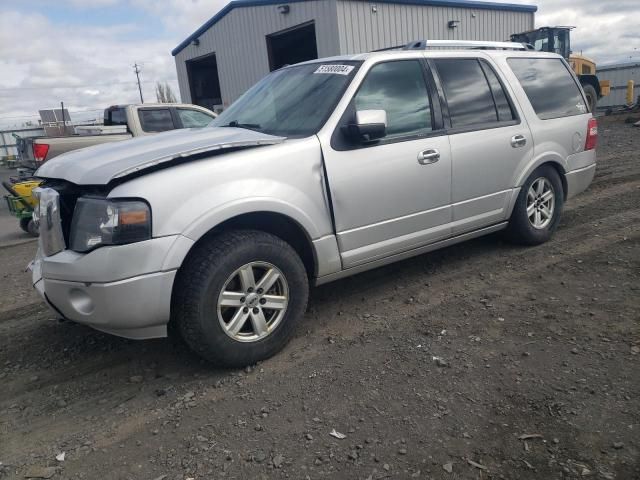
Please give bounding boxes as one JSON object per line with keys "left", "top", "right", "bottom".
{"left": 505, "top": 165, "right": 564, "bottom": 245}
{"left": 19, "top": 217, "right": 38, "bottom": 236}
{"left": 27, "top": 219, "right": 39, "bottom": 237}
{"left": 20, "top": 218, "right": 39, "bottom": 237}
{"left": 172, "top": 230, "right": 309, "bottom": 367}
{"left": 582, "top": 83, "right": 597, "bottom": 113}
{"left": 19, "top": 217, "right": 31, "bottom": 233}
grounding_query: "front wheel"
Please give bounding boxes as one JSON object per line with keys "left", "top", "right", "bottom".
{"left": 505, "top": 165, "right": 564, "bottom": 245}
{"left": 172, "top": 230, "right": 309, "bottom": 367}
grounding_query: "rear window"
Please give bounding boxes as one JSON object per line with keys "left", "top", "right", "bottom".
{"left": 138, "top": 109, "right": 175, "bottom": 132}
{"left": 508, "top": 58, "right": 587, "bottom": 120}
{"left": 105, "top": 107, "right": 127, "bottom": 126}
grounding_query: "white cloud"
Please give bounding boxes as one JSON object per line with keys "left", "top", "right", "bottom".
{"left": 0, "top": 9, "right": 181, "bottom": 127}
{"left": 61, "top": 0, "right": 123, "bottom": 8}
{"left": 131, "top": 0, "right": 227, "bottom": 33}
{"left": 509, "top": 0, "right": 640, "bottom": 65}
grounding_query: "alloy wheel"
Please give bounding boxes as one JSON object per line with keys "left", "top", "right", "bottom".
{"left": 526, "top": 177, "right": 555, "bottom": 229}
{"left": 217, "top": 261, "right": 289, "bottom": 342}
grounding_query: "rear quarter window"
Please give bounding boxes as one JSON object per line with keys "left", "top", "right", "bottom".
{"left": 508, "top": 58, "right": 587, "bottom": 120}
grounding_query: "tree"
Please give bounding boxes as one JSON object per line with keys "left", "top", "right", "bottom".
{"left": 155, "top": 82, "right": 177, "bottom": 103}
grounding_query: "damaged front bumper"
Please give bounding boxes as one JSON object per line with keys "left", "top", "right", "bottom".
{"left": 30, "top": 234, "right": 193, "bottom": 340}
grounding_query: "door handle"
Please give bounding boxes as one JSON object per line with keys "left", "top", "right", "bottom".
{"left": 417, "top": 149, "right": 440, "bottom": 165}
{"left": 511, "top": 135, "right": 527, "bottom": 148}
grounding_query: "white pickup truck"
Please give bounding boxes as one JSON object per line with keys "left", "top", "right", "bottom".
{"left": 17, "top": 103, "right": 216, "bottom": 169}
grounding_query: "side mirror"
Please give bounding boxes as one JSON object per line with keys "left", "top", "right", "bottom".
{"left": 347, "top": 110, "right": 387, "bottom": 142}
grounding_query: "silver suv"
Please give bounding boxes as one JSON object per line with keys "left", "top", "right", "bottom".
{"left": 31, "top": 41, "right": 597, "bottom": 366}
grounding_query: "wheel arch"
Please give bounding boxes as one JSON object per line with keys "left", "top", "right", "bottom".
{"left": 516, "top": 156, "right": 568, "bottom": 201}
{"left": 179, "top": 211, "right": 318, "bottom": 280}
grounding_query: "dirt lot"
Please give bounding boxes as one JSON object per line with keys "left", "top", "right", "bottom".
{"left": 0, "top": 117, "right": 638, "bottom": 480}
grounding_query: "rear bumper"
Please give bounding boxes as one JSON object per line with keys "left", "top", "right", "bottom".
{"left": 566, "top": 163, "right": 596, "bottom": 199}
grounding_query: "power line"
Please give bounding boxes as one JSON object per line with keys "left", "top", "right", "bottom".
{"left": 133, "top": 63, "right": 144, "bottom": 104}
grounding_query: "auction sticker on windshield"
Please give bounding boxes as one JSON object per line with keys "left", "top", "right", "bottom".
{"left": 314, "top": 65, "right": 354, "bottom": 75}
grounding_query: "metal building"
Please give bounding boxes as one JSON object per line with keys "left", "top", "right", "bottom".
{"left": 597, "top": 62, "right": 640, "bottom": 108}
{"left": 172, "top": 0, "right": 536, "bottom": 111}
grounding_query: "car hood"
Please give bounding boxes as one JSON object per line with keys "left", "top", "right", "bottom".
{"left": 35, "top": 127, "right": 285, "bottom": 185}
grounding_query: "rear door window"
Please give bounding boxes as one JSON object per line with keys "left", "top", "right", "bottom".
{"left": 479, "top": 61, "right": 515, "bottom": 122}
{"left": 435, "top": 58, "right": 514, "bottom": 128}
{"left": 508, "top": 58, "right": 587, "bottom": 119}
{"left": 138, "top": 109, "right": 175, "bottom": 132}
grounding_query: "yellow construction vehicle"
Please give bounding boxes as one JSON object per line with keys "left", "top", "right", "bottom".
{"left": 511, "top": 27, "right": 610, "bottom": 112}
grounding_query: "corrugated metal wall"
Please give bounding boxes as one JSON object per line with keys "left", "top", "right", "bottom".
{"left": 336, "top": 1, "right": 533, "bottom": 53}
{"left": 597, "top": 63, "right": 640, "bottom": 107}
{"left": 174, "top": 0, "right": 534, "bottom": 107}
{"left": 175, "top": 0, "right": 340, "bottom": 108}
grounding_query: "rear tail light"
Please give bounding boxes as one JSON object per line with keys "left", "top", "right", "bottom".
{"left": 585, "top": 117, "right": 598, "bottom": 151}
{"left": 33, "top": 143, "right": 50, "bottom": 163}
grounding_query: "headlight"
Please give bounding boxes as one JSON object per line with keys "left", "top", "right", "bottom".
{"left": 69, "top": 198, "right": 151, "bottom": 252}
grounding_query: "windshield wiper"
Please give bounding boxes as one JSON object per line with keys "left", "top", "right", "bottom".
{"left": 220, "top": 120, "right": 261, "bottom": 131}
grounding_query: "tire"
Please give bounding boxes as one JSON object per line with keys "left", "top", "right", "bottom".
{"left": 505, "top": 165, "right": 564, "bottom": 245}
{"left": 19, "top": 217, "right": 31, "bottom": 233}
{"left": 19, "top": 217, "right": 38, "bottom": 236}
{"left": 172, "top": 230, "right": 309, "bottom": 367}
{"left": 582, "top": 83, "right": 597, "bottom": 113}
{"left": 27, "top": 219, "right": 39, "bottom": 237}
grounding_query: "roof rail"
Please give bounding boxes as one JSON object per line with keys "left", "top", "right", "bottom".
{"left": 374, "top": 39, "right": 530, "bottom": 52}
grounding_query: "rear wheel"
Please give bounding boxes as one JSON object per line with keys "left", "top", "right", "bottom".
{"left": 582, "top": 83, "right": 597, "bottom": 113}
{"left": 505, "top": 165, "right": 564, "bottom": 245}
{"left": 172, "top": 230, "right": 309, "bottom": 367}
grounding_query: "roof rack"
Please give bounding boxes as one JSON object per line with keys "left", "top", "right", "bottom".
{"left": 374, "top": 39, "right": 531, "bottom": 52}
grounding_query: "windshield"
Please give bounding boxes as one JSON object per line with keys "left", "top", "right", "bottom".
{"left": 210, "top": 61, "right": 360, "bottom": 138}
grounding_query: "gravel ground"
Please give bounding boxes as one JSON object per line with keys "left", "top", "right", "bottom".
{"left": 0, "top": 117, "right": 638, "bottom": 480}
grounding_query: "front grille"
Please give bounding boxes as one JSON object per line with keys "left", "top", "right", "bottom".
{"left": 41, "top": 179, "right": 109, "bottom": 249}
{"left": 39, "top": 179, "right": 108, "bottom": 248}
{"left": 58, "top": 192, "right": 80, "bottom": 245}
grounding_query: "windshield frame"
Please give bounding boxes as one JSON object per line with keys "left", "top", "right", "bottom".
{"left": 210, "top": 60, "right": 363, "bottom": 139}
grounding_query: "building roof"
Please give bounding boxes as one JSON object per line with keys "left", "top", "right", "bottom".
{"left": 172, "top": 0, "right": 537, "bottom": 56}
{"left": 598, "top": 62, "right": 640, "bottom": 72}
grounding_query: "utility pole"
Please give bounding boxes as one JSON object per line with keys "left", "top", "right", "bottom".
{"left": 133, "top": 63, "right": 144, "bottom": 103}
{"left": 60, "top": 101, "right": 67, "bottom": 135}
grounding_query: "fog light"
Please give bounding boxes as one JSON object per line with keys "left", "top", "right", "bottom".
{"left": 69, "top": 288, "right": 94, "bottom": 315}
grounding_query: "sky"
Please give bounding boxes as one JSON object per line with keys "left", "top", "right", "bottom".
{"left": 1, "top": 0, "right": 639, "bottom": 128}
